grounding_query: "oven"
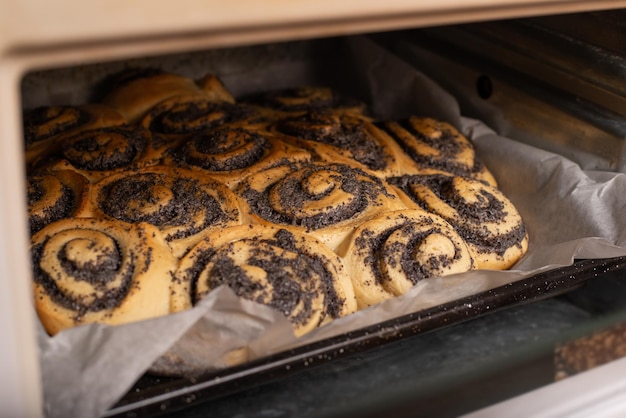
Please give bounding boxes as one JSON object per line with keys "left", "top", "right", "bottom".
{"left": 4, "top": 2, "right": 626, "bottom": 417}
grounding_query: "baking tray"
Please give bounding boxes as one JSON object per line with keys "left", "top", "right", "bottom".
{"left": 104, "top": 256, "right": 626, "bottom": 417}
{"left": 28, "top": 35, "right": 626, "bottom": 417}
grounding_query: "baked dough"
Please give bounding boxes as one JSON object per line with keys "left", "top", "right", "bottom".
{"left": 340, "top": 210, "right": 475, "bottom": 308}
{"left": 162, "top": 126, "right": 311, "bottom": 189}
{"left": 171, "top": 224, "right": 357, "bottom": 336}
{"left": 237, "top": 161, "right": 409, "bottom": 251}
{"left": 27, "top": 170, "right": 91, "bottom": 234}
{"left": 141, "top": 96, "right": 271, "bottom": 139}
{"left": 89, "top": 165, "right": 245, "bottom": 257}
{"left": 241, "top": 86, "right": 368, "bottom": 117}
{"left": 101, "top": 69, "right": 235, "bottom": 123}
{"left": 271, "top": 110, "right": 419, "bottom": 178}
{"left": 378, "top": 116, "right": 497, "bottom": 187}
{"left": 38, "top": 125, "right": 163, "bottom": 183}
{"left": 23, "top": 104, "right": 126, "bottom": 168}
{"left": 23, "top": 72, "right": 531, "bottom": 338}
{"left": 389, "top": 174, "right": 528, "bottom": 270}
{"left": 31, "top": 218, "right": 176, "bottom": 335}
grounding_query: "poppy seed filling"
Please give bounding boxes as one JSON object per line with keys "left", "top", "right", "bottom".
{"left": 31, "top": 240, "right": 135, "bottom": 319}
{"left": 186, "top": 229, "right": 345, "bottom": 326}
{"left": 175, "top": 128, "right": 269, "bottom": 171}
{"left": 98, "top": 173, "right": 229, "bottom": 241}
{"left": 242, "top": 164, "right": 388, "bottom": 230}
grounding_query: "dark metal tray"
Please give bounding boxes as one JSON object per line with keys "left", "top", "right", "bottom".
{"left": 105, "top": 256, "right": 626, "bottom": 417}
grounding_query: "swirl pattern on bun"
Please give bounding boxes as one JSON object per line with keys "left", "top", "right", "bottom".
{"left": 164, "top": 127, "right": 311, "bottom": 188}
{"left": 377, "top": 116, "right": 497, "bottom": 186}
{"left": 22, "top": 72, "right": 530, "bottom": 339}
{"left": 23, "top": 104, "right": 126, "bottom": 168}
{"left": 40, "top": 126, "right": 163, "bottom": 182}
{"left": 238, "top": 162, "right": 407, "bottom": 251}
{"left": 100, "top": 69, "right": 235, "bottom": 123}
{"left": 27, "top": 170, "right": 90, "bottom": 234}
{"left": 172, "top": 224, "right": 357, "bottom": 336}
{"left": 388, "top": 174, "right": 528, "bottom": 270}
{"left": 241, "top": 86, "right": 367, "bottom": 116}
{"left": 272, "top": 111, "right": 415, "bottom": 177}
{"left": 90, "top": 166, "right": 244, "bottom": 257}
{"left": 141, "top": 96, "right": 267, "bottom": 139}
{"left": 31, "top": 218, "right": 176, "bottom": 335}
{"left": 341, "top": 210, "right": 474, "bottom": 308}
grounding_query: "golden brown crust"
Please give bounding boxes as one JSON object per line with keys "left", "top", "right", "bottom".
{"left": 378, "top": 116, "right": 497, "bottom": 187}
{"left": 37, "top": 125, "right": 164, "bottom": 183}
{"left": 31, "top": 219, "right": 176, "bottom": 335}
{"left": 23, "top": 104, "right": 127, "bottom": 169}
{"left": 388, "top": 174, "right": 528, "bottom": 270}
{"left": 26, "top": 170, "right": 92, "bottom": 234}
{"left": 270, "top": 111, "right": 418, "bottom": 178}
{"left": 89, "top": 165, "right": 245, "bottom": 258}
{"left": 196, "top": 73, "right": 238, "bottom": 104}
{"left": 236, "top": 161, "right": 409, "bottom": 252}
{"left": 171, "top": 224, "right": 357, "bottom": 336}
{"left": 240, "top": 86, "right": 368, "bottom": 118}
{"left": 23, "top": 73, "right": 531, "bottom": 340}
{"left": 101, "top": 71, "right": 235, "bottom": 124}
{"left": 341, "top": 210, "right": 475, "bottom": 308}
{"left": 162, "top": 126, "right": 312, "bottom": 189}
{"left": 141, "top": 96, "right": 259, "bottom": 134}
{"left": 140, "top": 96, "right": 274, "bottom": 150}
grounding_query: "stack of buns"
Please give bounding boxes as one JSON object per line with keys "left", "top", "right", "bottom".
{"left": 25, "top": 69, "right": 528, "bottom": 336}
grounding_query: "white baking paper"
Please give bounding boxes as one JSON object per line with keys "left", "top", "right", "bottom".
{"left": 37, "top": 35, "right": 626, "bottom": 418}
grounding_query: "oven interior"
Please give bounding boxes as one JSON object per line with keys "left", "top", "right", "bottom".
{"left": 17, "top": 9, "right": 626, "bottom": 418}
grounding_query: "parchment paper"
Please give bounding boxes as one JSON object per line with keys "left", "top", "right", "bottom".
{"left": 38, "top": 35, "right": 626, "bottom": 418}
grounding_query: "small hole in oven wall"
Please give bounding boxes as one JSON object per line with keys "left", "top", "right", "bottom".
{"left": 476, "top": 75, "right": 493, "bottom": 100}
